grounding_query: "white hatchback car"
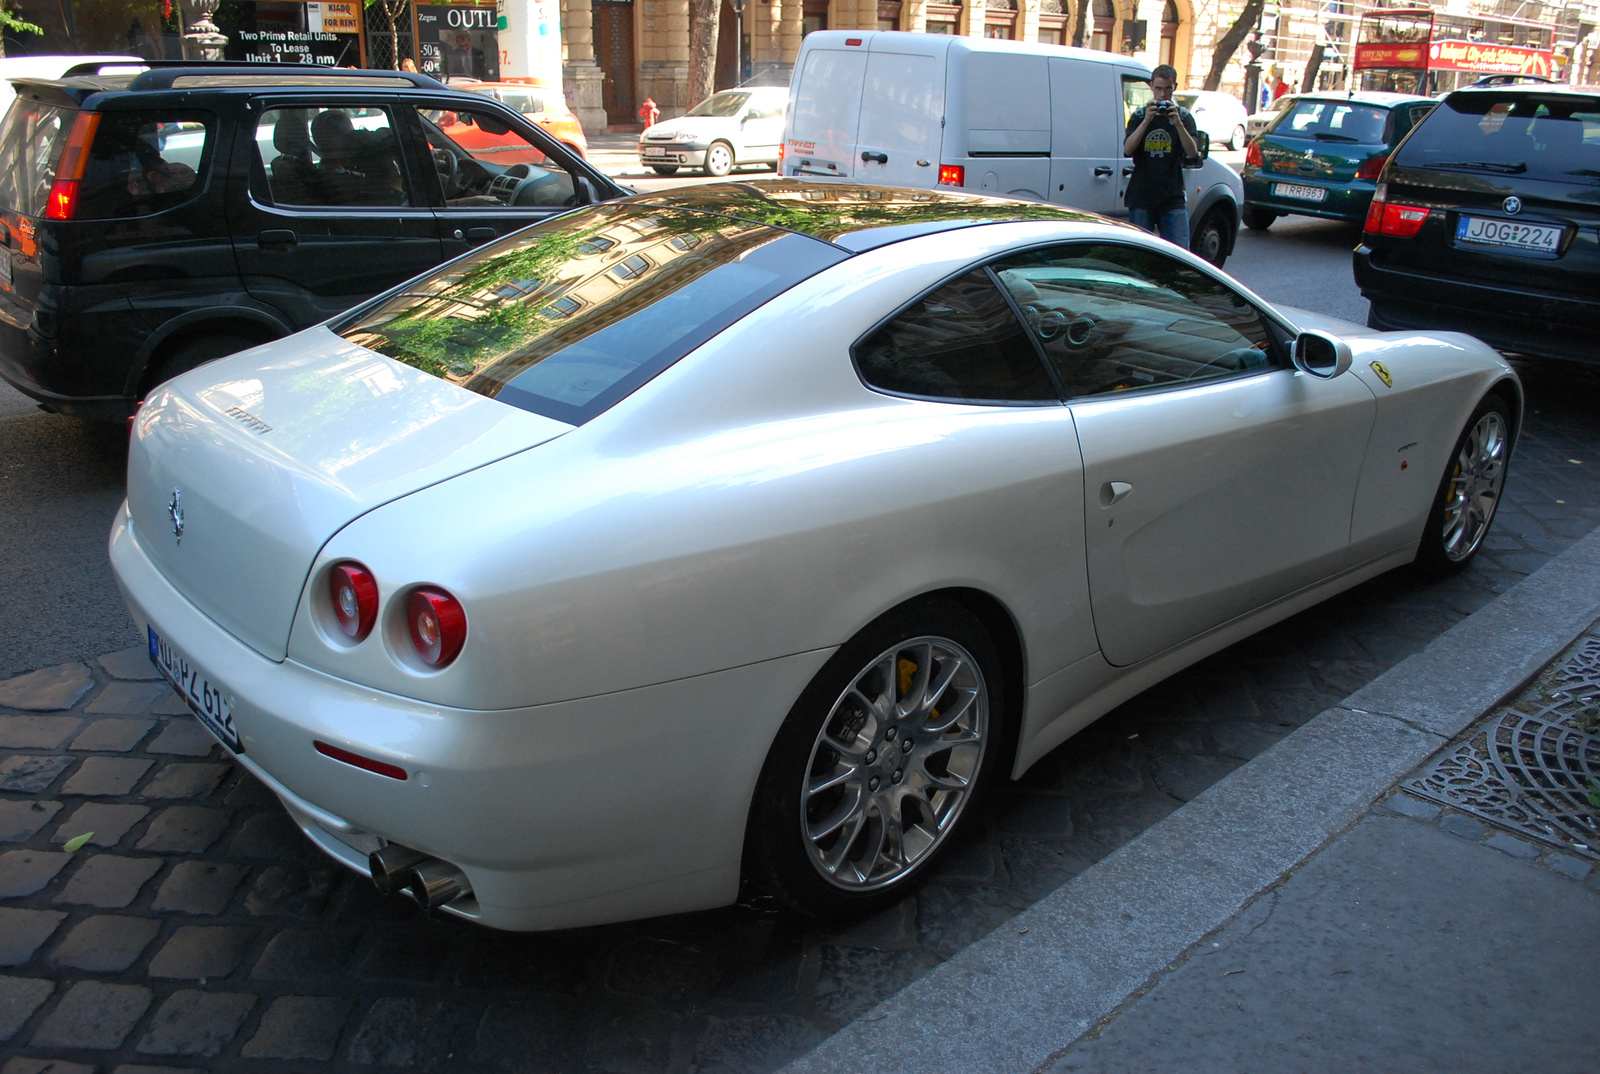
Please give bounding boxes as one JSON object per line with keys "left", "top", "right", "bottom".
{"left": 1176, "top": 90, "right": 1251, "bottom": 150}
{"left": 114, "top": 181, "right": 1518, "bottom": 931}
{"left": 639, "top": 86, "right": 787, "bottom": 176}
{"left": 1247, "top": 93, "right": 1300, "bottom": 139}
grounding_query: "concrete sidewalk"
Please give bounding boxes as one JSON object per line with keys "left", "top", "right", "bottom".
{"left": 785, "top": 527, "right": 1600, "bottom": 1074}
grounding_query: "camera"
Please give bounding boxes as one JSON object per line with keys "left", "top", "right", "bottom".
{"left": 1158, "top": 99, "right": 1175, "bottom": 114}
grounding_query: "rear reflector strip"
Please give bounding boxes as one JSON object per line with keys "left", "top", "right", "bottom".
{"left": 315, "top": 740, "right": 408, "bottom": 780}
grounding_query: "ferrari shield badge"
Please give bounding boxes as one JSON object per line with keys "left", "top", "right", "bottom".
{"left": 1369, "top": 361, "right": 1394, "bottom": 388}
{"left": 168, "top": 488, "right": 185, "bottom": 543}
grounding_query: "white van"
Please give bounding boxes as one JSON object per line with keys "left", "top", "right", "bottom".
{"left": 781, "top": 32, "right": 1243, "bottom": 266}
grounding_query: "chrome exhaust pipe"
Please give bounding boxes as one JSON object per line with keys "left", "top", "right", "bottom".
{"left": 369, "top": 844, "right": 429, "bottom": 896}
{"left": 404, "top": 858, "right": 472, "bottom": 912}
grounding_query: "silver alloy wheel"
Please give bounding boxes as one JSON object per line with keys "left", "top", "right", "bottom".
{"left": 1441, "top": 409, "right": 1509, "bottom": 562}
{"left": 800, "top": 636, "right": 988, "bottom": 890}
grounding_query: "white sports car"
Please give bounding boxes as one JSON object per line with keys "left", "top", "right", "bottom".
{"left": 112, "top": 181, "right": 1517, "bottom": 931}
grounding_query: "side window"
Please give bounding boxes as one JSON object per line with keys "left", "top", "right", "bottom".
{"left": 257, "top": 106, "right": 412, "bottom": 208}
{"left": 0, "top": 101, "right": 68, "bottom": 218}
{"left": 416, "top": 106, "right": 577, "bottom": 209}
{"left": 989, "top": 243, "right": 1276, "bottom": 399}
{"left": 853, "top": 269, "right": 1057, "bottom": 404}
{"left": 1122, "top": 76, "right": 1153, "bottom": 142}
{"left": 76, "top": 113, "right": 211, "bottom": 220}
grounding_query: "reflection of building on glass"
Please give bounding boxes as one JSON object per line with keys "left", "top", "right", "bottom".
{"left": 446, "top": 31, "right": 489, "bottom": 78}
{"left": 414, "top": 6, "right": 500, "bottom": 81}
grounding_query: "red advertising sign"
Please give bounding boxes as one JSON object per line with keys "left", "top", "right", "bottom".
{"left": 1354, "top": 43, "right": 1427, "bottom": 70}
{"left": 1428, "top": 40, "right": 1553, "bottom": 77}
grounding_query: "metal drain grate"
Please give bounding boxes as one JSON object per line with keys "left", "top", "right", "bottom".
{"left": 1405, "top": 631, "right": 1600, "bottom": 859}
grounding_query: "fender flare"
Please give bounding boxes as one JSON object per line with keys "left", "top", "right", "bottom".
{"left": 124, "top": 304, "right": 295, "bottom": 397}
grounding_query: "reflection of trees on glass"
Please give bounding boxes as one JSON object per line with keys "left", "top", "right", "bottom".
{"left": 340, "top": 204, "right": 769, "bottom": 392}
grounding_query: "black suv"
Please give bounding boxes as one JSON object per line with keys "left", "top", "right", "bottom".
{"left": 0, "top": 63, "right": 626, "bottom": 420}
{"left": 1354, "top": 83, "right": 1599, "bottom": 364}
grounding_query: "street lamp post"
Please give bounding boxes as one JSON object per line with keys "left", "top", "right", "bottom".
{"left": 729, "top": 0, "right": 746, "bottom": 84}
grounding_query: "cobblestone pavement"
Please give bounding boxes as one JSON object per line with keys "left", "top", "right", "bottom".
{"left": 2, "top": 357, "right": 1599, "bottom": 1074}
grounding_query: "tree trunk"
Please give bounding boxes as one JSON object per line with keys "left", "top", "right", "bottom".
{"left": 1070, "top": 0, "right": 1090, "bottom": 48}
{"left": 1202, "top": 0, "right": 1264, "bottom": 91}
{"left": 1300, "top": 44, "right": 1325, "bottom": 93}
{"left": 688, "top": 0, "right": 720, "bottom": 109}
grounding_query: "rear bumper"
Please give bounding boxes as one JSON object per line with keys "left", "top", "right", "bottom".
{"left": 110, "top": 501, "right": 831, "bottom": 931}
{"left": 1355, "top": 245, "right": 1600, "bottom": 363}
{"left": 1243, "top": 172, "right": 1372, "bottom": 222}
{"left": 0, "top": 282, "right": 146, "bottom": 419}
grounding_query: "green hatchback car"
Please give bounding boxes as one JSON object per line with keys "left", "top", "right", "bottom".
{"left": 1242, "top": 92, "right": 1437, "bottom": 230}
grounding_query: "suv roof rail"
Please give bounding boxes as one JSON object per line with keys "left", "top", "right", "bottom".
{"left": 51, "top": 61, "right": 446, "bottom": 91}
{"left": 1468, "top": 74, "right": 1556, "bottom": 87}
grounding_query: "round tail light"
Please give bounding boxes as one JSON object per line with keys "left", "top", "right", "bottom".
{"left": 408, "top": 588, "right": 466, "bottom": 668}
{"left": 329, "top": 562, "right": 379, "bottom": 641}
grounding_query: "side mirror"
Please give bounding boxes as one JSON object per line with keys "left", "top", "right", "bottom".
{"left": 1291, "top": 330, "right": 1353, "bottom": 379}
{"left": 575, "top": 176, "right": 599, "bottom": 205}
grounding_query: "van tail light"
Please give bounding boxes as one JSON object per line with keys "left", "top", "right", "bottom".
{"left": 777, "top": 142, "right": 784, "bottom": 171}
{"left": 1245, "top": 141, "right": 1263, "bottom": 167}
{"left": 45, "top": 111, "right": 101, "bottom": 221}
{"left": 1365, "top": 188, "right": 1430, "bottom": 239}
{"left": 330, "top": 562, "right": 379, "bottom": 641}
{"left": 1354, "top": 154, "right": 1388, "bottom": 180}
{"left": 408, "top": 587, "right": 466, "bottom": 668}
{"left": 938, "top": 164, "right": 965, "bottom": 187}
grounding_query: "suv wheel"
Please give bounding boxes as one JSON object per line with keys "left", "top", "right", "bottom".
{"left": 144, "top": 333, "right": 264, "bottom": 394}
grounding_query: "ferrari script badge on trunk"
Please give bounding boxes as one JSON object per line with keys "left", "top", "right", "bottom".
{"left": 168, "top": 489, "right": 184, "bottom": 543}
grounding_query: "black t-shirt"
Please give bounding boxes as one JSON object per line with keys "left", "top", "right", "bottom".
{"left": 1124, "top": 105, "right": 1199, "bottom": 213}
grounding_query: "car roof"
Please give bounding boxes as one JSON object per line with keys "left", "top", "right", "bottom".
{"left": 632, "top": 178, "right": 1100, "bottom": 252}
{"left": 1443, "top": 83, "right": 1600, "bottom": 105}
{"left": 8, "top": 62, "right": 454, "bottom": 106}
{"left": 1291, "top": 91, "right": 1436, "bottom": 109}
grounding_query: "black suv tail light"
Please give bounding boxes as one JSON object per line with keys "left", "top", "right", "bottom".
{"left": 45, "top": 113, "right": 102, "bottom": 221}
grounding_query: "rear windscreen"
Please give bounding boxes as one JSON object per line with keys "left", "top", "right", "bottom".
{"left": 337, "top": 203, "right": 848, "bottom": 425}
{"left": 1273, "top": 100, "right": 1388, "bottom": 144}
{"left": 1392, "top": 94, "right": 1600, "bottom": 185}
{"left": 0, "top": 99, "right": 69, "bottom": 217}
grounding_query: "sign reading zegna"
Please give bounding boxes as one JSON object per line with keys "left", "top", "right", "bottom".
{"left": 415, "top": 5, "right": 502, "bottom": 80}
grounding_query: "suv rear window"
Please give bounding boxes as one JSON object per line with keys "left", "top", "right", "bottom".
{"left": 337, "top": 203, "right": 847, "bottom": 425}
{"left": 1392, "top": 93, "right": 1600, "bottom": 185}
{"left": 0, "top": 103, "right": 212, "bottom": 219}
{"left": 0, "top": 100, "right": 69, "bottom": 217}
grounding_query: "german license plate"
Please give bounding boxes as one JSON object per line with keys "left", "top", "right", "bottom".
{"left": 1273, "top": 182, "right": 1326, "bottom": 202}
{"left": 148, "top": 625, "right": 242, "bottom": 753}
{"left": 642, "top": 146, "right": 665, "bottom": 157}
{"left": 1455, "top": 215, "right": 1562, "bottom": 253}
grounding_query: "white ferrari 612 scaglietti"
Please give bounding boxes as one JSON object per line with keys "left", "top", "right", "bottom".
{"left": 112, "top": 180, "right": 1516, "bottom": 931}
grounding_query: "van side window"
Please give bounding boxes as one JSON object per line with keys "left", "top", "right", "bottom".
{"left": 1122, "top": 76, "right": 1154, "bottom": 141}
{"left": 989, "top": 244, "right": 1275, "bottom": 398}
{"left": 853, "top": 270, "right": 1057, "bottom": 404}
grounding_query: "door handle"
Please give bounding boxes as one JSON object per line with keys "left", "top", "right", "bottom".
{"left": 465, "top": 227, "right": 497, "bottom": 242}
{"left": 1100, "top": 481, "right": 1133, "bottom": 507}
{"left": 861, "top": 150, "right": 888, "bottom": 164}
{"left": 258, "top": 229, "right": 298, "bottom": 249}
{"left": 1121, "top": 166, "right": 1135, "bottom": 178}
{"left": 1094, "top": 165, "right": 1114, "bottom": 177}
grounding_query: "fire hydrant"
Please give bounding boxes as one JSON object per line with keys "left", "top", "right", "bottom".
{"left": 638, "top": 97, "right": 659, "bottom": 129}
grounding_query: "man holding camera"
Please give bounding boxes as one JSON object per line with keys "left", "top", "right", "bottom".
{"left": 1123, "top": 64, "right": 1201, "bottom": 248}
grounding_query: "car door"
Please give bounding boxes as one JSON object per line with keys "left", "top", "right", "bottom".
{"left": 737, "top": 95, "right": 786, "bottom": 161}
{"left": 1048, "top": 57, "right": 1121, "bottom": 215}
{"left": 230, "top": 99, "right": 442, "bottom": 328}
{"left": 852, "top": 35, "right": 946, "bottom": 185}
{"left": 402, "top": 99, "right": 603, "bottom": 260}
{"left": 988, "top": 242, "right": 1377, "bottom": 668}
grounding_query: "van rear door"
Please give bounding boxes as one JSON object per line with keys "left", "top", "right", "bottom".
{"left": 786, "top": 36, "right": 871, "bottom": 178}
{"left": 1048, "top": 57, "right": 1122, "bottom": 216}
{"left": 852, "top": 35, "right": 947, "bottom": 185}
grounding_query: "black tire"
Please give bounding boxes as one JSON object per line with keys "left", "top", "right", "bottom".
{"left": 650, "top": 165, "right": 679, "bottom": 176}
{"left": 142, "top": 333, "right": 262, "bottom": 395}
{"left": 1190, "top": 208, "right": 1230, "bottom": 268}
{"left": 704, "top": 141, "right": 735, "bottom": 177}
{"left": 1414, "top": 392, "right": 1513, "bottom": 576}
{"left": 1242, "top": 206, "right": 1277, "bottom": 231}
{"left": 744, "top": 598, "right": 1007, "bottom": 918}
